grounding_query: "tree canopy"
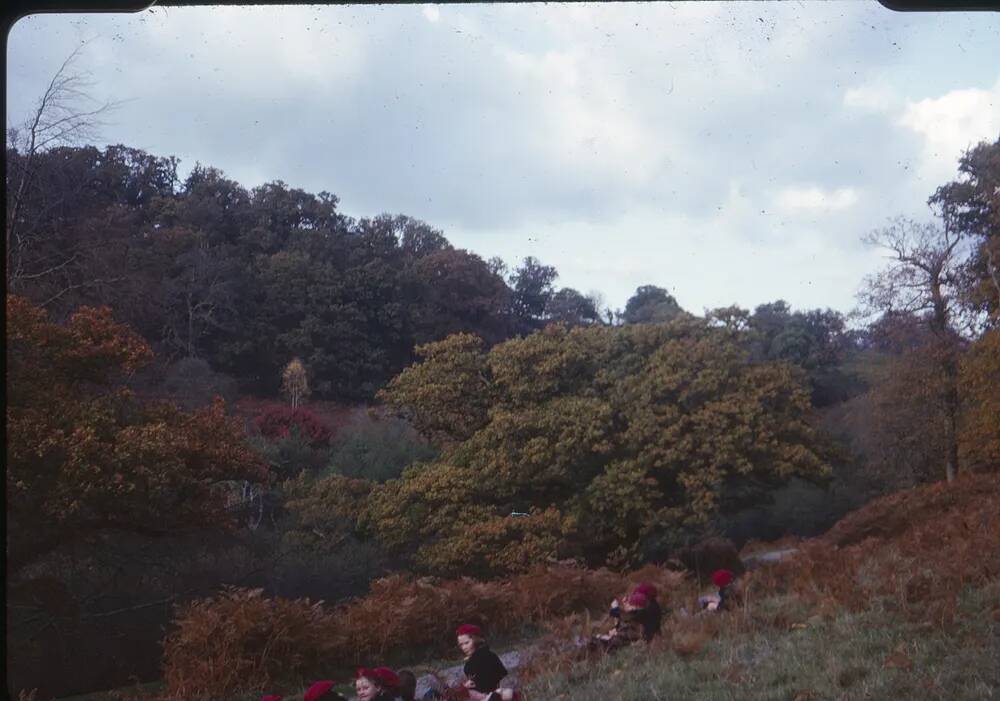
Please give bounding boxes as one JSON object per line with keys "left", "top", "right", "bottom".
{"left": 374, "top": 320, "right": 830, "bottom": 577}
{"left": 6, "top": 296, "right": 267, "bottom": 575}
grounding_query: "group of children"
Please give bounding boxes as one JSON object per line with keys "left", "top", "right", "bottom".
{"left": 262, "top": 569, "right": 737, "bottom": 701}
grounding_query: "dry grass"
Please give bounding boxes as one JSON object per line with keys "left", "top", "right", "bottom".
{"left": 753, "top": 472, "right": 1000, "bottom": 625}
{"left": 152, "top": 565, "right": 687, "bottom": 700}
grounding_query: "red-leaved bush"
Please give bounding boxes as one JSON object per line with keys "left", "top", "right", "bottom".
{"left": 253, "top": 406, "right": 332, "bottom": 447}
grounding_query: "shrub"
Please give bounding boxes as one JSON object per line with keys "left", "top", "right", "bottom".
{"left": 158, "top": 565, "right": 688, "bottom": 699}
{"left": 281, "top": 472, "right": 375, "bottom": 551}
{"left": 253, "top": 406, "right": 332, "bottom": 447}
{"left": 249, "top": 432, "right": 327, "bottom": 478}
{"left": 326, "top": 412, "right": 437, "bottom": 482}
{"left": 161, "top": 587, "right": 337, "bottom": 700}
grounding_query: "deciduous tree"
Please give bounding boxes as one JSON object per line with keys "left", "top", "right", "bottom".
{"left": 858, "top": 217, "right": 968, "bottom": 482}
{"left": 6, "top": 296, "right": 267, "bottom": 576}
{"left": 369, "top": 320, "right": 829, "bottom": 574}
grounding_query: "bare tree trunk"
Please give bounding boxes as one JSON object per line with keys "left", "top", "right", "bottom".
{"left": 942, "top": 359, "right": 959, "bottom": 484}
{"left": 930, "top": 274, "right": 960, "bottom": 483}
{"left": 6, "top": 42, "right": 116, "bottom": 293}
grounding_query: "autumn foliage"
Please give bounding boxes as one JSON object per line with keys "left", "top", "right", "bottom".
{"left": 958, "top": 328, "right": 1000, "bottom": 471}
{"left": 6, "top": 295, "right": 268, "bottom": 575}
{"left": 253, "top": 405, "right": 333, "bottom": 447}
{"left": 374, "top": 320, "right": 830, "bottom": 575}
{"left": 159, "top": 564, "right": 687, "bottom": 699}
{"left": 751, "top": 472, "right": 1000, "bottom": 624}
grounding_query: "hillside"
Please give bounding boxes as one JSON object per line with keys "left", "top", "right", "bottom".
{"left": 63, "top": 471, "right": 994, "bottom": 701}
{"left": 519, "top": 472, "right": 1000, "bottom": 700}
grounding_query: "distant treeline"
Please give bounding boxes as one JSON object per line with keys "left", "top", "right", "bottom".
{"left": 6, "top": 143, "right": 868, "bottom": 403}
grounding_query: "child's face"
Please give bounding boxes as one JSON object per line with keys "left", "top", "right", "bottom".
{"left": 356, "top": 677, "right": 380, "bottom": 701}
{"left": 457, "top": 634, "right": 477, "bottom": 656}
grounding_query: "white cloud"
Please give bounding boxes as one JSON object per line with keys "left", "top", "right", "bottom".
{"left": 422, "top": 5, "right": 440, "bottom": 24}
{"left": 775, "top": 186, "right": 860, "bottom": 215}
{"left": 494, "top": 45, "right": 668, "bottom": 188}
{"left": 844, "top": 83, "right": 899, "bottom": 114}
{"left": 897, "top": 77, "right": 1000, "bottom": 185}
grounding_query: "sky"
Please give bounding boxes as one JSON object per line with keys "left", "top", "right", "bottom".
{"left": 6, "top": 2, "right": 1000, "bottom": 315}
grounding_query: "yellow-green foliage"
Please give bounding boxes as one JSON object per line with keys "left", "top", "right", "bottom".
{"left": 282, "top": 473, "right": 374, "bottom": 551}
{"left": 415, "top": 507, "right": 575, "bottom": 577}
{"left": 376, "top": 333, "right": 491, "bottom": 445}
{"left": 377, "top": 319, "right": 831, "bottom": 576}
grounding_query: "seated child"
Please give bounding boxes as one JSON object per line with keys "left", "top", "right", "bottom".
{"left": 592, "top": 590, "right": 649, "bottom": 651}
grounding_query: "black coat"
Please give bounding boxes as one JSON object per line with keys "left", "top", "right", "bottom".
{"left": 463, "top": 645, "right": 508, "bottom": 693}
{"left": 610, "top": 600, "right": 662, "bottom": 641}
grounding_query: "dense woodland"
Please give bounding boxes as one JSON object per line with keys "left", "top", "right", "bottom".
{"left": 6, "top": 122, "right": 1000, "bottom": 697}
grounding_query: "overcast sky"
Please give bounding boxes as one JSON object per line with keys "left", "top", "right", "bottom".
{"left": 6, "top": 2, "right": 1000, "bottom": 315}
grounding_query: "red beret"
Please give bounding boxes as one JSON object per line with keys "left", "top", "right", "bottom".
{"left": 711, "top": 569, "right": 735, "bottom": 588}
{"left": 633, "top": 582, "right": 658, "bottom": 600}
{"left": 456, "top": 623, "right": 483, "bottom": 638}
{"left": 303, "top": 681, "right": 335, "bottom": 701}
{"left": 373, "top": 667, "right": 400, "bottom": 690}
{"left": 356, "top": 667, "right": 381, "bottom": 683}
{"left": 626, "top": 591, "right": 649, "bottom": 608}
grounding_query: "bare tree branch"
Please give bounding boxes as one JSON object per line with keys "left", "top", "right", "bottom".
{"left": 7, "top": 41, "right": 121, "bottom": 293}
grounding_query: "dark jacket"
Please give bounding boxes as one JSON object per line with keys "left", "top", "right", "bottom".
{"left": 463, "top": 645, "right": 508, "bottom": 693}
{"left": 718, "top": 584, "right": 732, "bottom": 611}
{"left": 611, "top": 600, "right": 662, "bottom": 641}
{"left": 610, "top": 607, "right": 645, "bottom": 645}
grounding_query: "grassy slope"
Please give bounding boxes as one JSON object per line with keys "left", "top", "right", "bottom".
{"left": 525, "top": 472, "right": 1000, "bottom": 700}
{"left": 525, "top": 584, "right": 999, "bottom": 700}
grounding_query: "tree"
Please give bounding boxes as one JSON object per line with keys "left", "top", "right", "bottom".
{"left": 929, "top": 136, "right": 1000, "bottom": 325}
{"left": 161, "top": 246, "right": 242, "bottom": 360}
{"left": 958, "top": 328, "right": 1000, "bottom": 472}
{"left": 508, "top": 256, "right": 557, "bottom": 330}
{"left": 6, "top": 44, "right": 119, "bottom": 293}
{"left": 6, "top": 296, "right": 267, "bottom": 576}
{"left": 369, "top": 321, "right": 829, "bottom": 575}
{"left": 858, "top": 217, "right": 968, "bottom": 482}
{"left": 378, "top": 333, "right": 492, "bottom": 446}
{"left": 281, "top": 358, "right": 310, "bottom": 408}
{"left": 391, "top": 214, "right": 452, "bottom": 258}
{"left": 545, "top": 287, "right": 602, "bottom": 327}
{"left": 745, "top": 301, "right": 853, "bottom": 406}
{"left": 622, "top": 285, "right": 684, "bottom": 324}
{"left": 405, "top": 248, "right": 513, "bottom": 345}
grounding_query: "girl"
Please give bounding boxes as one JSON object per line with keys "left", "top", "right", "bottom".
{"left": 356, "top": 667, "right": 396, "bottom": 701}
{"left": 455, "top": 624, "right": 508, "bottom": 701}
{"left": 610, "top": 582, "right": 662, "bottom": 641}
{"left": 592, "top": 591, "right": 649, "bottom": 651}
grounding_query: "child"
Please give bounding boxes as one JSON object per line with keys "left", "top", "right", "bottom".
{"left": 455, "top": 623, "right": 509, "bottom": 701}
{"left": 398, "top": 670, "right": 418, "bottom": 701}
{"left": 593, "top": 590, "right": 649, "bottom": 651}
{"left": 356, "top": 668, "right": 396, "bottom": 701}
{"left": 699, "top": 569, "right": 735, "bottom": 612}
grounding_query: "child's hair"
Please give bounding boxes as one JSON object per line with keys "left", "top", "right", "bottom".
{"left": 398, "top": 669, "right": 418, "bottom": 700}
